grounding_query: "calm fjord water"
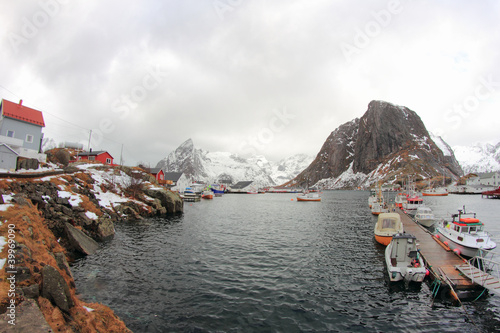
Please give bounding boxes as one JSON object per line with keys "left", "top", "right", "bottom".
{"left": 72, "top": 191, "right": 500, "bottom": 332}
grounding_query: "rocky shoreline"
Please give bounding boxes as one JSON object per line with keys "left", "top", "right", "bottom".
{"left": 0, "top": 162, "right": 183, "bottom": 332}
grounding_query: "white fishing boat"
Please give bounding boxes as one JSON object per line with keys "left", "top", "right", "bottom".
{"left": 297, "top": 191, "right": 321, "bottom": 202}
{"left": 368, "top": 189, "right": 377, "bottom": 208}
{"left": 394, "top": 192, "right": 407, "bottom": 209}
{"left": 403, "top": 194, "right": 424, "bottom": 213}
{"left": 435, "top": 206, "right": 497, "bottom": 257}
{"left": 385, "top": 233, "right": 427, "bottom": 283}
{"left": 371, "top": 185, "right": 388, "bottom": 215}
{"left": 401, "top": 176, "right": 424, "bottom": 213}
{"left": 374, "top": 213, "right": 404, "bottom": 246}
{"left": 414, "top": 206, "right": 436, "bottom": 228}
{"left": 201, "top": 190, "right": 214, "bottom": 199}
{"left": 422, "top": 187, "right": 448, "bottom": 196}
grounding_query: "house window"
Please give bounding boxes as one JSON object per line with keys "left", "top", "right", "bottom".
{"left": 6, "top": 130, "right": 14, "bottom": 137}
{"left": 106, "top": 158, "right": 111, "bottom": 164}
{"left": 89, "top": 156, "right": 95, "bottom": 161}
{"left": 26, "top": 134, "right": 34, "bottom": 143}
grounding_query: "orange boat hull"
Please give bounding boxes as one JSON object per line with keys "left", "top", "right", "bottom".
{"left": 374, "top": 235, "right": 392, "bottom": 246}
{"left": 297, "top": 197, "right": 321, "bottom": 202}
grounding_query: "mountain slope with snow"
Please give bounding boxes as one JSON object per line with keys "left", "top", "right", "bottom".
{"left": 286, "top": 100, "right": 463, "bottom": 189}
{"left": 452, "top": 142, "right": 500, "bottom": 174}
{"left": 155, "top": 139, "right": 313, "bottom": 188}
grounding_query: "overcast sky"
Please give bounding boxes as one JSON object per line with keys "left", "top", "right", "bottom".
{"left": 1, "top": 1, "right": 499, "bottom": 166}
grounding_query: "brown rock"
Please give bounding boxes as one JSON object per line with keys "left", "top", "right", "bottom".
{"left": 41, "top": 265, "right": 74, "bottom": 313}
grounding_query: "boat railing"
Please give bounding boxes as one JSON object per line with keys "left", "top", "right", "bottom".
{"left": 462, "top": 251, "right": 500, "bottom": 284}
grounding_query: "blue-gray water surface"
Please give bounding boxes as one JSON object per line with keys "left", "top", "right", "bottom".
{"left": 71, "top": 191, "right": 500, "bottom": 332}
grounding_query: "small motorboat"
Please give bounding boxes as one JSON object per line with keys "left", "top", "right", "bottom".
{"left": 202, "top": 190, "right": 214, "bottom": 199}
{"left": 374, "top": 213, "right": 404, "bottom": 246}
{"left": 435, "top": 206, "right": 497, "bottom": 257}
{"left": 297, "top": 191, "right": 321, "bottom": 202}
{"left": 385, "top": 233, "right": 427, "bottom": 283}
{"left": 414, "top": 206, "right": 436, "bottom": 227}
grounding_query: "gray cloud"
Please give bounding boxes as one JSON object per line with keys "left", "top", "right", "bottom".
{"left": 1, "top": 1, "right": 499, "bottom": 166}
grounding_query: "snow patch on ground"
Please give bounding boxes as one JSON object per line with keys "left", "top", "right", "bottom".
{"left": 57, "top": 190, "right": 83, "bottom": 207}
{"left": 85, "top": 211, "right": 98, "bottom": 220}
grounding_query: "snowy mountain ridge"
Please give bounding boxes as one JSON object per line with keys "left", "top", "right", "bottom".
{"left": 452, "top": 142, "right": 500, "bottom": 174}
{"left": 155, "top": 139, "right": 313, "bottom": 188}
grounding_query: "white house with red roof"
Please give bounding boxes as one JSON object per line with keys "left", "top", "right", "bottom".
{"left": 0, "top": 98, "right": 46, "bottom": 165}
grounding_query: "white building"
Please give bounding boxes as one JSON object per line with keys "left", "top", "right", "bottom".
{"left": 0, "top": 99, "right": 46, "bottom": 169}
{"left": 466, "top": 172, "right": 500, "bottom": 187}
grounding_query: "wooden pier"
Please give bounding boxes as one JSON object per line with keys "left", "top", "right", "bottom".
{"left": 394, "top": 208, "right": 478, "bottom": 296}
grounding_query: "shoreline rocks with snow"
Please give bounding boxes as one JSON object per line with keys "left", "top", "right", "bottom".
{"left": 0, "top": 162, "right": 183, "bottom": 331}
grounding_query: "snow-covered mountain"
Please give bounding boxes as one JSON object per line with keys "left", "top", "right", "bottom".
{"left": 452, "top": 142, "right": 500, "bottom": 174}
{"left": 155, "top": 139, "right": 313, "bottom": 188}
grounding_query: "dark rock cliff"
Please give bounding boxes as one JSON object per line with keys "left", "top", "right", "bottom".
{"left": 287, "top": 100, "right": 463, "bottom": 188}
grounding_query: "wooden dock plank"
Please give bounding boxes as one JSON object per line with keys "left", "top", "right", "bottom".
{"left": 395, "top": 209, "right": 475, "bottom": 289}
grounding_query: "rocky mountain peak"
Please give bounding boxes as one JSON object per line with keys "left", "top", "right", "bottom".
{"left": 353, "top": 100, "right": 431, "bottom": 174}
{"left": 287, "top": 100, "right": 463, "bottom": 189}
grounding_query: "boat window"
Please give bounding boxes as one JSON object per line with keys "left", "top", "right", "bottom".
{"left": 458, "top": 236, "right": 463, "bottom": 241}
{"left": 477, "top": 239, "right": 484, "bottom": 242}
{"left": 462, "top": 227, "right": 469, "bottom": 233}
{"left": 469, "top": 227, "right": 476, "bottom": 232}
{"left": 382, "top": 219, "right": 396, "bottom": 229}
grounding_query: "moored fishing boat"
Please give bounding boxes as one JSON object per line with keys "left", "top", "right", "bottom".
{"left": 414, "top": 206, "right": 436, "bottom": 227}
{"left": 403, "top": 195, "right": 424, "bottom": 213}
{"left": 394, "top": 192, "right": 406, "bottom": 208}
{"left": 385, "top": 233, "right": 427, "bottom": 283}
{"left": 422, "top": 187, "right": 448, "bottom": 196}
{"left": 202, "top": 190, "right": 214, "bottom": 199}
{"left": 371, "top": 200, "right": 388, "bottom": 215}
{"left": 368, "top": 189, "right": 377, "bottom": 208}
{"left": 374, "top": 213, "right": 404, "bottom": 246}
{"left": 371, "top": 185, "right": 388, "bottom": 215}
{"left": 297, "top": 191, "right": 321, "bottom": 202}
{"left": 435, "top": 206, "right": 497, "bottom": 257}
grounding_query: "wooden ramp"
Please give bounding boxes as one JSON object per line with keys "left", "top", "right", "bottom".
{"left": 456, "top": 259, "right": 500, "bottom": 296}
{"left": 395, "top": 209, "right": 476, "bottom": 291}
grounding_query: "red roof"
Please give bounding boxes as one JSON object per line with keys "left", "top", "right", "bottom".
{"left": 1, "top": 99, "right": 45, "bottom": 127}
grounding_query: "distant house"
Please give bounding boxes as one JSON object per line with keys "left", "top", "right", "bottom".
{"left": 0, "top": 143, "right": 19, "bottom": 170}
{"left": 150, "top": 168, "right": 165, "bottom": 182}
{"left": 0, "top": 99, "right": 46, "bottom": 162}
{"left": 466, "top": 172, "right": 500, "bottom": 187}
{"left": 164, "top": 172, "right": 189, "bottom": 192}
{"left": 76, "top": 150, "right": 114, "bottom": 165}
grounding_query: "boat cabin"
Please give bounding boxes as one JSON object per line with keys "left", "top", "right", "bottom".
{"left": 388, "top": 233, "right": 419, "bottom": 267}
{"left": 449, "top": 218, "right": 484, "bottom": 235}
